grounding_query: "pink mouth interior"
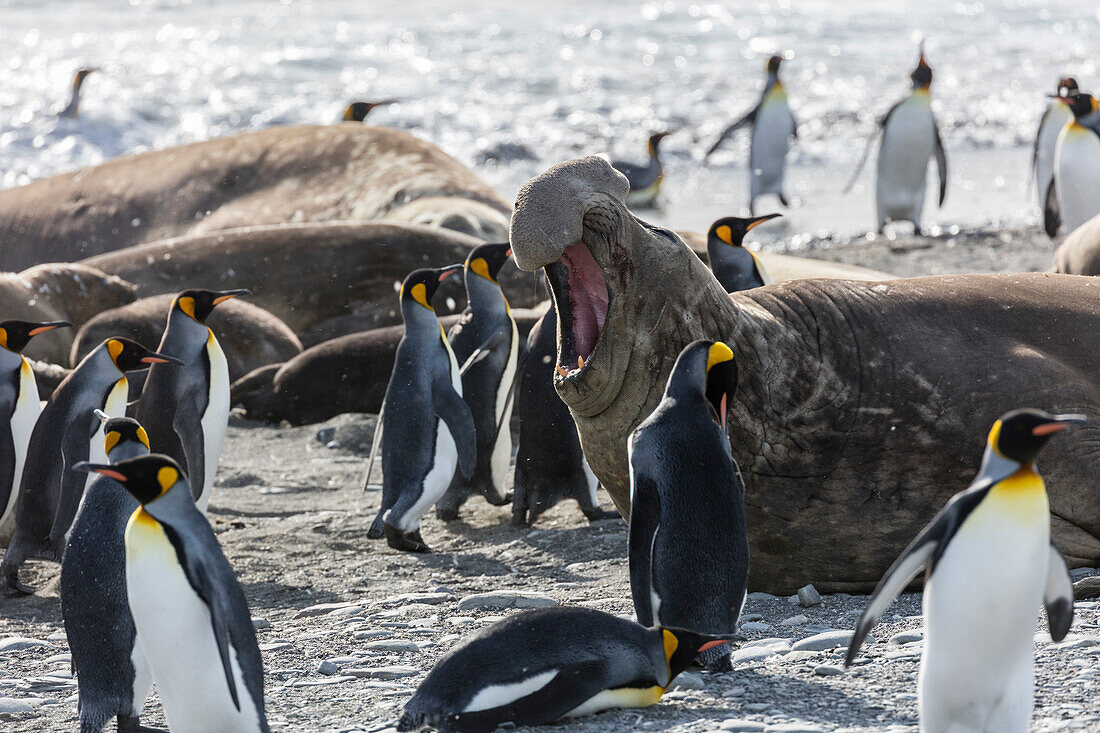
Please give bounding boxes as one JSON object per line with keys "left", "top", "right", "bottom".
{"left": 562, "top": 242, "right": 608, "bottom": 361}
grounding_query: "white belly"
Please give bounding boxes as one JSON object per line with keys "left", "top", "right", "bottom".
{"left": 391, "top": 420, "right": 457, "bottom": 532}
{"left": 126, "top": 512, "right": 263, "bottom": 733}
{"left": 877, "top": 94, "right": 936, "bottom": 224}
{"left": 198, "top": 333, "right": 231, "bottom": 513}
{"left": 1054, "top": 125, "right": 1100, "bottom": 234}
{"left": 1036, "top": 104, "right": 1071, "bottom": 205}
{"left": 489, "top": 318, "right": 519, "bottom": 494}
{"left": 920, "top": 497, "right": 1047, "bottom": 732}
{"left": 68, "top": 377, "right": 129, "bottom": 542}
{"left": 0, "top": 361, "right": 41, "bottom": 541}
{"left": 750, "top": 96, "right": 794, "bottom": 198}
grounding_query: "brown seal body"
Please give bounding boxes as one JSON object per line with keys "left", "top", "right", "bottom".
{"left": 72, "top": 294, "right": 301, "bottom": 385}
{"left": 233, "top": 308, "right": 545, "bottom": 426}
{"left": 1052, "top": 212, "right": 1100, "bottom": 276}
{"left": 0, "top": 124, "right": 511, "bottom": 270}
{"left": 509, "top": 156, "right": 1100, "bottom": 593}
{"left": 82, "top": 222, "right": 539, "bottom": 342}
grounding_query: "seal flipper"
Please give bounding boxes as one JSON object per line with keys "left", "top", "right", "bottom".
{"left": 48, "top": 411, "right": 97, "bottom": 542}
{"left": 172, "top": 393, "right": 206, "bottom": 503}
{"left": 432, "top": 382, "right": 476, "bottom": 481}
{"left": 1043, "top": 543, "right": 1074, "bottom": 642}
{"left": 845, "top": 478, "right": 993, "bottom": 666}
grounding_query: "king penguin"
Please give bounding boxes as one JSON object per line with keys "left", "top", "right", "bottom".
{"left": 367, "top": 266, "right": 476, "bottom": 553}
{"left": 61, "top": 412, "right": 161, "bottom": 733}
{"left": 512, "top": 300, "right": 615, "bottom": 526}
{"left": 0, "top": 320, "right": 71, "bottom": 546}
{"left": 75, "top": 454, "right": 270, "bottom": 733}
{"left": 59, "top": 67, "right": 98, "bottom": 119}
{"left": 0, "top": 337, "right": 178, "bottom": 595}
{"left": 342, "top": 100, "right": 396, "bottom": 122}
{"left": 1051, "top": 91, "right": 1100, "bottom": 236}
{"left": 845, "top": 408, "right": 1081, "bottom": 733}
{"left": 845, "top": 44, "right": 947, "bottom": 234}
{"left": 137, "top": 288, "right": 248, "bottom": 512}
{"left": 705, "top": 214, "right": 780, "bottom": 292}
{"left": 705, "top": 55, "right": 799, "bottom": 214}
{"left": 397, "top": 606, "right": 734, "bottom": 733}
{"left": 628, "top": 340, "right": 748, "bottom": 671}
{"left": 1034, "top": 77, "right": 1078, "bottom": 237}
{"left": 436, "top": 242, "right": 518, "bottom": 520}
{"left": 611, "top": 131, "right": 671, "bottom": 209}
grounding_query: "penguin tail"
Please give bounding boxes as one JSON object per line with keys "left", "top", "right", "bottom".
{"left": 367, "top": 511, "right": 385, "bottom": 539}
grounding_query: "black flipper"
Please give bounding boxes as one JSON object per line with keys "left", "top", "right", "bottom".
{"left": 173, "top": 392, "right": 206, "bottom": 502}
{"left": 932, "top": 117, "right": 948, "bottom": 206}
{"left": 432, "top": 381, "right": 477, "bottom": 481}
{"left": 1044, "top": 179, "right": 1062, "bottom": 238}
{"left": 704, "top": 105, "right": 758, "bottom": 160}
{"left": 845, "top": 478, "right": 994, "bottom": 667}
{"left": 1044, "top": 543, "right": 1074, "bottom": 642}
{"left": 842, "top": 99, "right": 901, "bottom": 194}
{"left": 627, "top": 452, "right": 661, "bottom": 628}
{"left": 458, "top": 329, "right": 507, "bottom": 376}
{"left": 0, "top": 377, "right": 17, "bottom": 521}
{"left": 48, "top": 411, "right": 98, "bottom": 542}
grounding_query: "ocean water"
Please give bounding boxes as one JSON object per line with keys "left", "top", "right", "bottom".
{"left": 1, "top": 0, "right": 1098, "bottom": 242}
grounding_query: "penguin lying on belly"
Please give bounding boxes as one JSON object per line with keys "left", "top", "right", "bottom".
{"left": 846, "top": 408, "right": 1081, "bottom": 733}
{"left": 628, "top": 340, "right": 749, "bottom": 671}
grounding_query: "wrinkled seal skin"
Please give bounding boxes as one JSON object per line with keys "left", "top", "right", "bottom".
{"left": 0, "top": 264, "right": 136, "bottom": 364}
{"left": 510, "top": 156, "right": 1100, "bottom": 593}
{"left": 232, "top": 308, "right": 545, "bottom": 426}
{"left": 0, "top": 124, "right": 511, "bottom": 270}
{"left": 82, "top": 222, "right": 539, "bottom": 342}
{"left": 1052, "top": 212, "right": 1100, "bottom": 276}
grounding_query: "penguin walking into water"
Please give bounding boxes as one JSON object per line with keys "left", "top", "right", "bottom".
{"left": 1034, "top": 77, "right": 1078, "bottom": 237}
{"left": 75, "top": 454, "right": 269, "bottom": 733}
{"left": 628, "top": 340, "right": 748, "bottom": 672}
{"left": 0, "top": 320, "right": 71, "bottom": 545}
{"left": 512, "top": 301, "right": 615, "bottom": 526}
{"left": 59, "top": 67, "right": 98, "bottom": 119}
{"left": 705, "top": 55, "right": 799, "bottom": 214}
{"left": 844, "top": 45, "right": 947, "bottom": 234}
{"left": 397, "top": 606, "right": 733, "bottom": 733}
{"left": 367, "top": 266, "right": 476, "bottom": 553}
{"left": 137, "top": 289, "right": 248, "bottom": 512}
{"left": 705, "top": 214, "right": 780, "bottom": 292}
{"left": 343, "top": 100, "right": 396, "bottom": 122}
{"left": 1052, "top": 91, "right": 1100, "bottom": 236}
{"left": 0, "top": 338, "right": 178, "bottom": 595}
{"left": 436, "top": 243, "right": 518, "bottom": 520}
{"left": 61, "top": 413, "right": 161, "bottom": 733}
{"left": 845, "top": 408, "right": 1081, "bottom": 732}
{"left": 611, "top": 131, "right": 671, "bottom": 209}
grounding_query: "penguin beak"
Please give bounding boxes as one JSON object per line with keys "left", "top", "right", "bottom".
{"left": 505, "top": 247, "right": 513, "bottom": 258}
{"left": 71, "top": 461, "right": 127, "bottom": 482}
{"left": 719, "top": 393, "right": 728, "bottom": 431}
{"left": 28, "top": 321, "right": 72, "bottom": 336}
{"left": 1033, "top": 415, "right": 1088, "bottom": 436}
{"left": 699, "top": 639, "right": 733, "bottom": 652}
{"left": 141, "top": 353, "right": 183, "bottom": 365}
{"left": 745, "top": 213, "right": 782, "bottom": 232}
{"left": 212, "top": 289, "right": 250, "bottom": 305}
{"left": 438, "top": 264, "right": 464, "bottom": 282}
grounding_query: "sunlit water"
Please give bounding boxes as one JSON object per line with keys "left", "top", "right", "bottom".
{"left": 1, "top": 0, "right": 1098, "bottom": 244}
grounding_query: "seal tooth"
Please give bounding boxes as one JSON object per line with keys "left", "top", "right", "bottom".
{"left": 556, "top": 365, "right": 569, "bottom": 378}
{"left": 578, "top": 355, "right": 585, "bottom": 369}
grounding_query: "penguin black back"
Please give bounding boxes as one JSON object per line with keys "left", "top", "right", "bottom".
{"left": 705, "top": 214, "right": 779, "bottom": 292}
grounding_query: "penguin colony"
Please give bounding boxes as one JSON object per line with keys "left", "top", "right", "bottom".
{"left": 0, "top": 40, "right": 1095, "bottom": 733}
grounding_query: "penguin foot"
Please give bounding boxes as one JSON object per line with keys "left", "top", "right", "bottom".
{"left": 435, "top": 505, "right": 460, "bottom": 521}
{"left": 367, "top": 511, "right": 386, "bottom": 539}
{"left": 483, "top": 490, "right": 513, "bottom": 507}
{"left": 1, "top": 573, "right": 35, "bottom": 597}
{"left": 117, "top": 715, "right": 168, "bottom": 733}
{"left": 582, "top": 507, "right": 621, "bottom": 523}
{"left": 384, "top": 524, "right": 432, "bottom": 553}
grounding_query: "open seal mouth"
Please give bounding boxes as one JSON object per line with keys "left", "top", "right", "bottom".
{"left": 547, "top": 241, "right": 610, "bottom": 383}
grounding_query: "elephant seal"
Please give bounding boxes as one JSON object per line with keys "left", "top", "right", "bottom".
{"left": 0, "top": 264, "right": 136, "bottom": 364}
{"left": 82, "top": 222, "right": 539, "bottom": 341}
{"left": 0, "top": 125, "right": 511, "bottom": 270}
{"left": 71, "top": 295, "right": 301, "bottom": 385}
{"left": 509, "top": 156, "right": 1100, "bottom": 593}
{"left": 1052, "top": 212, "right": 1100, "bottom": 276}
{"left": 233, "top": 308, "right": 545, "bottom": 426}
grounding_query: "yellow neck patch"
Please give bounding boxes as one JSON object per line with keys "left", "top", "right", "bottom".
{"left": 986, "top": 419, "right": 1005, "bottom": 457}
{"left": 706, "top": 342, "right": 734, "bottom": 373}
{"left": 470, "top": 257, "right": 494, "bottom": 282}
{"left": 107, "top": 339, "right": 124, "bottom": 363}
{"left": 662, "top": 629, "right": 678, "bottom": 663}
{"left": 715, "top": 225, "right": 734, "bottom": 245}
{"left": 156, "top": 466, "right": 178, "bottom": 496}
{"left": 0, "top": 328, "right": 7, "bottom": 350}
{"left": 410, "top": 282, "right": 432, "bottom": 310}
{"left": 177, "top": 296, "right": 197, "bottom": 320}
{"left": 136, "top": 426, "right": 150, "bottom": 450}
{"left": 104, "top": 431, "right": 121, "bottom": 454}
{"left": 128, "top": 506, "right": 160, "bottom": 531}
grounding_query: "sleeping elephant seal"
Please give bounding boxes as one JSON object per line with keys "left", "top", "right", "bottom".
{"left": 0, "top": 124, "right": 511, "bottom": 270}
{"left": 1052, "top": 212, "right": 1100, "bottom": 276}
{"left": 0, "top": 264, "right": 136, "bottom": 364}
{"left": 233, "top": 308, "right": 546, "bottom": 426}
{"left": 509, "top": 156, "right": 1100, "bottom": 593}
{"left": 82, "top": 222, "right": 539, "bottom": 341}
{"left": 72, "top": 295, "right": 301, "bottom": 389}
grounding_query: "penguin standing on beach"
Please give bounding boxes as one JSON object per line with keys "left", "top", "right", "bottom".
{"left": 705, "top": 55, "right": 798, "bottom": 215}
{"left": 436, "top": 243, "right": 518, "bottom": 521}
{"left": 512, "top": 301, "right": 614, "bottom": 526}
{"left": 611, "top": 132, "right": 671, "bottom": 209}
{"left": 75, "top": 454, "right": 270, "bottom": 733}
{"left": 0, "top": 320, "right": 71, "bottom": 545}
{"left": 1034, "top": 77, "right": 1078, "bottom": 237}
{"left": 845, "top": 45, "right": 947, "bottom": 234}
{"left": 137, "top": 289, "right": 248, "bottom": 512}
{"left": 61, "top": 413, "right": 159, "bottom": 733}
{"left": 1051, "top": 91, "right": 1100, "bottom": 236}
{"left": 59, "top": 67, "right": 97, "bottom": 119}
{"left": 0, "top": 338, "right": 178, "bottom": 594}
{"left": 397, "top": 606, "right": 734, "bottom": 732}
{"left": 705, "top": 214, "right": 780, "bottom": 292}
{"left": 845, "top": 408, "right": 1081, "bottom": 732}
{"left": 367, "top": 266, "right": 476, "bottom": 553}
{"left": 628, "top": 340, "right": 748, "bottom": 671}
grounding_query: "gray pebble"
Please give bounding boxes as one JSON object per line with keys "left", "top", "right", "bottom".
{"left": 741, "top": 613, "right": 764, "bottom": 622}
{"left": 317, "top": 660, "right": 340, "bottom": 676}
{"left": 719, "top": 720, "right": 766, "bottom": 732}
{"left": 290, "top": 676, "right": 356, "bottom": 686}
{"left": 765, "top": 724, "right": 824, "bottom": 732}
{"left": 315, "top": 427, "right": 336, "bottom": 444}
{"left": 796, "top": 584, "right": 822, "bottom": 607}
{"left": 252, "top": 617, "right": 271, "bottom": 630}
{"left": 354, "top": 630, "right": 394, "bottom": 641}
{"left": 362, "top": 640, "right": 420, "bottom": 653}
{"left": 1073, "top": 577, "right": 1100, "bottom": 600}
{"left": 295, "top": 602, "right": 360, "bottom": 618}
{"left": 779, "top": 615, "right": 809, "bottom": 627}
{"left": 814, "top": 664, "right": 845, "bottom": 677}
{"left": 672, "top": 671, "right": 704, "bottom": 690}
{"left": 723, "top": 686, "right": 746, "bottom": 698}
{"left": 0, "top": 637, "right": 51, "bottom": 653}
{"left": 0, "top": 698, "right": 36, "bottom": 714}
{"left": 345, "top": 665, "right": 418, "bottom": 680}
{"left": 741, "top": 621, "right": 771, "bottom": 632}
{"left": 792, "top": 630, "right": 866, "bottom": 652}
{"left": 747, "top": 592, "right": 777, "bottom": 602}
{"left": 456, "top": 592, "right": 558, "bottom": 611}
{"left": 258, "top": 641, "right": 292, "bottom": 652}
{"left": 888, "top": 631, "right": 922, "bottom": 645}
